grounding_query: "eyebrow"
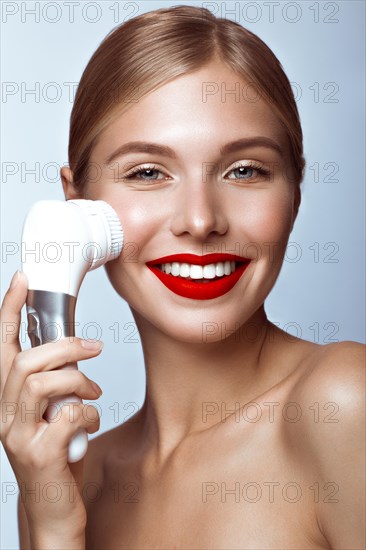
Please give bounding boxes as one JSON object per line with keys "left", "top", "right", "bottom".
{"left": 104, "top": 137, "right": 283, "bottom": 165}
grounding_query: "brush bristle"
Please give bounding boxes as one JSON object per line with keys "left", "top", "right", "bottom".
{"left": 98, "top": 201, "right": 124, "bottom": 258}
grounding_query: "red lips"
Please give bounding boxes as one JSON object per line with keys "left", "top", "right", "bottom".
{"left": 146, "top": 253, "right": 250, "bottom": 267}
{"left": 146, "top": 253, "right": 251, "bottom": 300}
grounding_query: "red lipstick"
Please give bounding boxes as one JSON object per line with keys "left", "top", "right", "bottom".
{"left": 146, "top": 253, "right": 251, "bottom": 300}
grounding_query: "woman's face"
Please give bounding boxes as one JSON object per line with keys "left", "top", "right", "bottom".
{"left": 74, "top": 60, "right": 299, "bottom": 343}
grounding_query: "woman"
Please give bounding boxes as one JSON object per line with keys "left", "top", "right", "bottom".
{"left": 1, "top": 5, "right": 364, "bottom": 549}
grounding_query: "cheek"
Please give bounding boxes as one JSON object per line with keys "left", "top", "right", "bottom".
{"left": 234, "top": 188, "right": 293, "bottom": 277}
{"left": 238, "top": 189, "right": 294, "bottom": 262}
{"left": 86, "top": 186, "right": 159, "bottom": 253}
{"left": 100, "top": 193, "right": 163, "bottom": 294}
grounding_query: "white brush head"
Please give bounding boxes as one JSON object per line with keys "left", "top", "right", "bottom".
{"left": 86, "top": 200, "right": 124, "bottom": 267}
{"left": 21, "top": 199, "right": 124, "bottom": 296}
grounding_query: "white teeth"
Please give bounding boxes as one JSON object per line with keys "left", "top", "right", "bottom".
{"left": 224, "top": 261, "right": 231, "bottom": 275}
{"left": 179, "top": 263, "right": 190, "bottom": 277}
{"left": 216, "top": 262, "right": 224, "bottom": 277}
{"left": 159, "top": 260, "right": 239, "bottom": 280}
{"left": 171, "top": 262, "right": 180, "bottom": 276}
{"left": 190, "top": 264, "right": 203, "bottom": 279}
{"left": 203, "top": 264, "right": 216, "bottom": 279}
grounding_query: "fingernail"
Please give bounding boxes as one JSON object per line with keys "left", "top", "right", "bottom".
{"left": 91, "top": 381, "right": 103, "bottom": 395}
{"left": 81, "top": 339, "right": 103, "bottom": 350}
{"left": 10, "top": 271, "right": 20, "bottom": 289}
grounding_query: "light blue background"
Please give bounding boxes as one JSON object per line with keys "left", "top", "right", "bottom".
{"left": 1, "top": 1, "right": 365, "bottom": 547}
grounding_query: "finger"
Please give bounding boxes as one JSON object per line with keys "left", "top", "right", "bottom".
{"left": 0, "top": 271, "right": 28, "bottom": 345}
{"left": 33, "top": 403, "right": 101, "bottom": 463}
{"left": 8, "top": 370, "right": 102, "bottom": 437}
{"left": 1, "top": 338, "right": 103, "bottom": 409}
{"left": 0, "top": 271, "right": 28, "bottom": 388}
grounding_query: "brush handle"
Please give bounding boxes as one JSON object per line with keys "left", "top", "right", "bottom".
{"left": 26, "top": 290, "right": 88, "bottom": 463}
{"left": 43, "top": 365, "right": 88, "bottom": 463}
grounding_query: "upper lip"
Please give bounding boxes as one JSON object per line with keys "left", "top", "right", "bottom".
{"left": 146, "top": 253, "right": 251, "bottom": 267}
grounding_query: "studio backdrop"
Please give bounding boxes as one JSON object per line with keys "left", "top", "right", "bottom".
{"left": 1, "top": 1, "right": 365, "bottom": 548}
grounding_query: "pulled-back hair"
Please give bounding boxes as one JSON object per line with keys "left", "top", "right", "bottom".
{"left": 69, "top": 5, "right": 305, "bottom": 191}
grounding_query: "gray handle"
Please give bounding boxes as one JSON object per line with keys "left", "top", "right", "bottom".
{"left": 26, "top": 290, "right": 88, "bottom": 463}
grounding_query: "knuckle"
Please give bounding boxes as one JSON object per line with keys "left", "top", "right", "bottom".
{"left": 62, "top": 338, "right": 75, "bottom": 363}
{"left": 60, "top": 337, "right": 79, "bottom": 365}
{"left": 4, "top": 430, "right": 20, "bottom": 455}
{"left": 12, "top": 354, "right": 28, "bottom": 375}
{"left": 67, "top": 335, "right": 77, "bottom": 351}
{"left": 47, "top": 339, "right": 73, "bottom": 368}
{"left": 58, "top": 342, "right": 71, "bottom": 366}
{"left": 24, "top": 374, "right": 43, "bottom": 396}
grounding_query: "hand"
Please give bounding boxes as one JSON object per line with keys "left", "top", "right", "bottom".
{"left": 0, "top": 271, "right": 103, "bottom": 540}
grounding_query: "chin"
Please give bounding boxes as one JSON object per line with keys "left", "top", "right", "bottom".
{"left": 134, "top": 303, "right": 260, "bottom": 345}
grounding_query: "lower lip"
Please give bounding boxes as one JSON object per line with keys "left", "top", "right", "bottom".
{"left": 146, "top": 262, "right": 251, "bottom": 300}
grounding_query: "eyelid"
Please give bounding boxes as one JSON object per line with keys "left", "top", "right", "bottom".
{"left": 223, "top": 159, "right": 272, "bottom": 180}
{"left": 121, "top": 159, "right": 271, "bottom": 180}
{"left": 225, "top": 159, "right": 265, "bottom": 172}
{"left": 123, "top": 163, "right": 167, "bottom": 178}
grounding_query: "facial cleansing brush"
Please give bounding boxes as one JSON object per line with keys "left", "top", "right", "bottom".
{"left": 21, "top": 199, "right": 124, "bottom": 462}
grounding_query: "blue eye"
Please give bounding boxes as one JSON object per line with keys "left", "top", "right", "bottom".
{"left": 225, "top": 163, "right": 269, "bottom": 180}
{"left": 229, "top": 166, "right": 254, "bottom": 179}
{"left": 125, "top": 165, "right": 164, "bottom": 181}
{"left": 122, "top": 161, "right": 269, "bottom": 183}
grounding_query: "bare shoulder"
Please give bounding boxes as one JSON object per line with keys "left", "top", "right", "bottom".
{"left": 290, "top": 339, "right": 365, "bottom": 416}
{"left": 288, "top": 339, "right": 365, "bottom": 455}
{"left": 287, "top": 340, "right": 365, "bottom": 549}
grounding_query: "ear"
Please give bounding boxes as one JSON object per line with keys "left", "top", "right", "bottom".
{"left": 60, "top": 166, "right": 84, "bottom": 200}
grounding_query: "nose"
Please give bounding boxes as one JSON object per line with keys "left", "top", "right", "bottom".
{"left": 170, "top": 175, "right": 228, "bottom": 241}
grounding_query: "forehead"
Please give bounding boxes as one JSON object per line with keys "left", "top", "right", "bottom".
{"left": 92, "top": 60, "right": 287, "bottom": 160}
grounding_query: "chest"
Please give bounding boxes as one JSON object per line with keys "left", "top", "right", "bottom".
{"left": 85, "top": 428, "right": 328, "bottom": 549}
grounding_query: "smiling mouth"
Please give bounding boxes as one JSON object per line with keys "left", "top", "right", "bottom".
{"left": 146, "top": 258, "right": 251, "bottom": 300}
{"left": 154, "top": 261, "right": 249, "bottom": 284}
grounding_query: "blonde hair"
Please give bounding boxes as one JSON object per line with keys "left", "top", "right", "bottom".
{"left": 69, "top": 5, "right": 305, "bottom": 191}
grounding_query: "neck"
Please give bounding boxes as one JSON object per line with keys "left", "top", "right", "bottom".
{"left": 129, "top": 305, "right": 280, "bottom": 464}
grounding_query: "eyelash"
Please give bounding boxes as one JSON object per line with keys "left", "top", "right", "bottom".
{"left": 122, "top": 161, "right": 270, "bottom": 182}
